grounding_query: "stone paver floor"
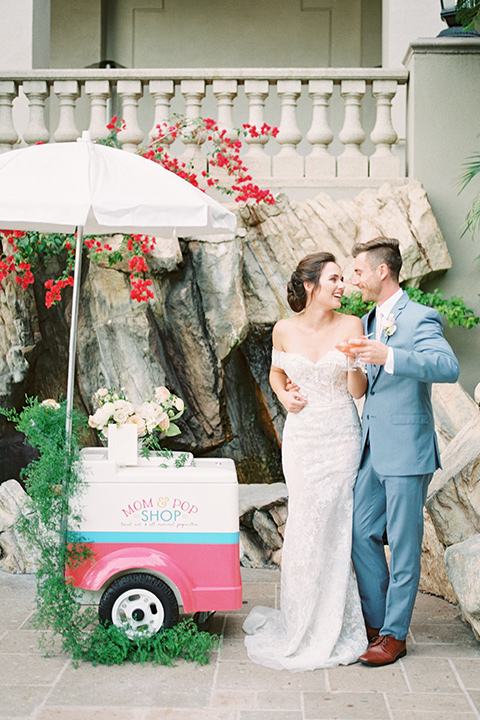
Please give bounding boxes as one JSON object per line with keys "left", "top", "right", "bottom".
{"left": 1, "top": 567, "right": 480, "bottom": 720}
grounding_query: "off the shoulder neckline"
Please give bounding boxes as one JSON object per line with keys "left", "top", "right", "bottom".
{"left": 272, "top": 348, "right": 342, "bottom": 366}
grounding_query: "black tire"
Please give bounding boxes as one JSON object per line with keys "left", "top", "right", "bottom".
{"left": 193, "top": 611, "right": 216, "bottom": 631}
{"left": 98, "top": 572, "right": 179, "bottom": 637}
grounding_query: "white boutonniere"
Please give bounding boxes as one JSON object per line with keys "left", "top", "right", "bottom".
{"left": 381, "top": 313, "right": 397, "bottom": 337}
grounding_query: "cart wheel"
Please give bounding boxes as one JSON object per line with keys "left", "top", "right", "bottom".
{"left": 98, "top": 573, "right": 179, "bottom": 637}
{"left": 193, "top": 611, "right": 216, "bottom": 631}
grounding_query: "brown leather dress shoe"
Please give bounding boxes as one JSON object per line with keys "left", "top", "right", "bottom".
{"left": 358, "top": 635, "right": 406, "bottom": 666}
{"left": 366, "top": 625, "right": 381, "bottom": 643}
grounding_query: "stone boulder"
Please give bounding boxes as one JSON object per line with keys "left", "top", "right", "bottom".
{"left": 426, "top": 416, "right": 480, "bottom": 548}
{"left": 239, "top": 482, "right": 288, "bottom": 568}
{"left": 432, "top": 381, "right": 479, "bottom": 453}
{"left": 445, "top": 534, "right": 480, "bottom": 641}
{"left": 419, "top": 509, "right": 457, "bottom": 604}
{"left": 0, "top": 479, "right": 38, "bottom": 573}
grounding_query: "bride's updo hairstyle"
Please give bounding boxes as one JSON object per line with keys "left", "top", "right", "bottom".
{"left": 287, "top": 251, "right": 337, "bottom": 313}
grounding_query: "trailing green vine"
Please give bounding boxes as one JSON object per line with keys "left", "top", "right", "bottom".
{"left": 1, "top": 398, "right": 95, "bottom": 657}
{"left": 2, "top": 398, "right": 219, "bottom": 666}
{"left": 340, "top": 288, "right": 480, "bottom": 328}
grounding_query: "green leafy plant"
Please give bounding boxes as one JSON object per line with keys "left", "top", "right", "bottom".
{"left": 459, "top": 149, "right": 480, "bottom": 241}
{"left": 339, "top": 291, "right": 374, "bottom": 318}
{"left": 0, "top": 398, "right": 96, "bottom": 657}
{"left": 81, "top": 618, "right": 220, "bottom": 666}
{"left": 340, "top": 288, "right": 479, "bottom": 328}
{"left": 456, "top": 0, "right": 480, "bottom": 31}
{"left": 2, "top": 398, "right": 218, "bottom": 666}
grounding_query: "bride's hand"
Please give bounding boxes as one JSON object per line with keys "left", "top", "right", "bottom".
{"left": 280, "top": 387, "right": 307, "bottom": 413}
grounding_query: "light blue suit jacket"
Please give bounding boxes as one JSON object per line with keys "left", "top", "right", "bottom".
{"left": 361, "top": 291, "right": 459, "bottom": 476}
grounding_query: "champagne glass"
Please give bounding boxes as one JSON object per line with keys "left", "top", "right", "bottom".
{"left": 336, "top": 339, "right": 360, "bottom": 371}
{"left": 335, "top": 334, "right": 372, "bottom": 371}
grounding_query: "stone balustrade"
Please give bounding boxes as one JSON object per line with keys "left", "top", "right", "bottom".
{"left": 0, "top": 68, "right": 408, "bottom": 181}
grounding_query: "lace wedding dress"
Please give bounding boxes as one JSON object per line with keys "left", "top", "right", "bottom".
{"left": 243, "top": 349, "right": 368, "bottom": 671}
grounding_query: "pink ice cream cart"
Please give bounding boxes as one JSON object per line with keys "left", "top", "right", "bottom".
{"left": 67, "top": 448, "right": 243, "bottom": 635}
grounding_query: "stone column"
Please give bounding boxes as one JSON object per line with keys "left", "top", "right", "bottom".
{"left": 381, "top": 0, "right": 444, "bottom": 173}
{"left": 404, "top": 38, "right": 480, "bottom": 395}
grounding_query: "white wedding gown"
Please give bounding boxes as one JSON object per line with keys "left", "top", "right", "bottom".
{"left": 243, "top": 349, "right": 368, "bottom": 671}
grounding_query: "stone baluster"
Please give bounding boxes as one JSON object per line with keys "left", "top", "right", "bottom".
{"left": 306, "top": 80, "right": 335, "bottom": 178}
{"left": 369, "top": 80, "right": 400, "bottom": 178}
{"left": 117, "top": 80, "right": 144, "bottom": 152}
{"left": 338, "top": 80, "right": 367, "bottom": 178}
{"left": 213, "top": 79, "right": 237, "bottom": 139}
{"left": 85, "top": 80, "right": 111, "bottom": 141}
{"left": 179, "top": 79, "right": 206, "bottom": 173}
{"left": 148, "top": 80, "right": 175, "bottom": 144}
{"left": 243, "top": 79, "right": 271, "bottom": 177}
{"left": 23, "top": 80, "right": 50, "bottom": 145}
{"left": 0, "top": 81, "right": 19, "bottom": 152}
{"left": 53, "top": 80, "right": 80, "bottom": 142}
{"left": 272, "top": 80, "right": 303, "bottom": 178}
{"left": 212, "top": 80, "right": 238, "bottom": 184}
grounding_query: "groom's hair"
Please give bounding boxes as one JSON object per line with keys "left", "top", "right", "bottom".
{"left": 352, "top": 237, "right": 402, "bottom": 282}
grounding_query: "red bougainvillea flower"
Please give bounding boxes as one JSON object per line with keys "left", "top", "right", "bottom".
{"left": 0, "top": 116, "right": 278, "bottom": 307}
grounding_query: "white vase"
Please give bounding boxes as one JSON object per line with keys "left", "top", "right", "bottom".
{"left": 107, "top": 424, "right": 138, "bottom": 465}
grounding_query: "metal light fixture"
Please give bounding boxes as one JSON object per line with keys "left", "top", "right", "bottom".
{"left": 439, "top": 0, "right": 479, "bottom": 36}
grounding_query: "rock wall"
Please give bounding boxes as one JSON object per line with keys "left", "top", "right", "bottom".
{"left": 2, "top": 178, "right": 479, "bottom": 637}
{"left": 0, "top": 180, "right": 452, "bottom": 485}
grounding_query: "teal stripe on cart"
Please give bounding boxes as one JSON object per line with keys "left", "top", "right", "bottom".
{"left": 67, "top": 531, "right": 239, "bottom": 545}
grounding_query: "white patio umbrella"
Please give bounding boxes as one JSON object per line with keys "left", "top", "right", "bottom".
{"left": 0, "top": 132, "right": 237, "bottom": 447}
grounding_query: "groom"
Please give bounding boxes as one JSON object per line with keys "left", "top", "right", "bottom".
{"left": 350, "top": 237, "right": 459, "bottom": 667}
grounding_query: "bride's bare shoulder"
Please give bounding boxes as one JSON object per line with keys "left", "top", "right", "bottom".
{"left": 336, "top": 312, "right": 364, "bottom": 335}
{"left": 272, "top": 317, "right": 298, "bottom": 348}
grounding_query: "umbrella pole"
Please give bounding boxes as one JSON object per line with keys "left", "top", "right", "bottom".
{"left": 60, "top": 224, "right": 84, "bottom": 549}
{"left": 65, "top": 224, "right": 84, "bottom": 453}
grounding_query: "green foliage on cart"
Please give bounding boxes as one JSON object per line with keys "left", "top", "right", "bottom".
{"left": 1, "top": 398, "right": 220, "bottom": 666}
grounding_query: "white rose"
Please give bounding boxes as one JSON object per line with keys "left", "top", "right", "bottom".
{"left": 112, "top": 399, "right": 134, "bottom": 424}
{"left": 89, "top": 402, "right": 114, "bottom": 430}
{"left": 150, "top": 401, "right": 163, "bottom": 422}
{"left": 173, "top": 397, "right": 184, "bottom": 412}
{"left": 126, "top": 414, "right": 147, "bottom": 437}
{"left": 155, "top": 386, "right": 171, "bottom": 402}
{"left": 158, "top": 412, "right": 170, "bottom": 432}
{"left": 139, "top": 401, "right": 155, "bottom": 420}
{"left": 140, "top": 401, "right": 163, "bottom": 422}
{"left": 145, "top": 417, "right": 158, "bottom": 433}
{"left": 41, "top": 399, "right": 60, "bottom": 410}
{"left": 97, "top": 388, "right": 108, "bottom": 398}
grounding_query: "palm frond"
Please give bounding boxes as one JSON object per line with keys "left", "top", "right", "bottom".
{"left": 461, "top": 195, "right": 480, "bottom": 237}
{"left": 456, "top": 0, "right": 480, "bottom": 29}
{"left": 458, "top": 153, "right": 480, "bottom": 192}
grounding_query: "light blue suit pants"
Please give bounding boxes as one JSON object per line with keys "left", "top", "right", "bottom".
{"left": 352, "top": 444, "right": 432, "bottom": 641}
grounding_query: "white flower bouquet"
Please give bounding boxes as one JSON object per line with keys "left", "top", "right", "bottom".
{"left": 88, "top": 386, "right": 185, "bottom": 452}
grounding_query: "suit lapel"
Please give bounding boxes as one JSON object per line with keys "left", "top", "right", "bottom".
{"left": 369, "top": 291, "right": 409, "bottom": 389}
{"left": 365, "top": 308, "right": 377, "bottom": 384}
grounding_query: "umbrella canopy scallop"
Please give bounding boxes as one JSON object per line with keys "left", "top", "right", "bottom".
{"left": 0, "top": 134, "right": 237, "bottom": 236}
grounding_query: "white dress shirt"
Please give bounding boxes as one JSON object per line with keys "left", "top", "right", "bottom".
{"left": 376, "top": 288, "right": 403, "bottom": 375}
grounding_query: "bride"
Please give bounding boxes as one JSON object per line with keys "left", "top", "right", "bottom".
{"left": 243, "top": 251, "right": 368, "bottom": 671}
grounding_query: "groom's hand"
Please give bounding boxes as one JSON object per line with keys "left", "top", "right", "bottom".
{"left": 282, "top": 377, "right": 307, "bottom": 413}
{"left": 352, "top": 338, "right": 389, "bottom": 366}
